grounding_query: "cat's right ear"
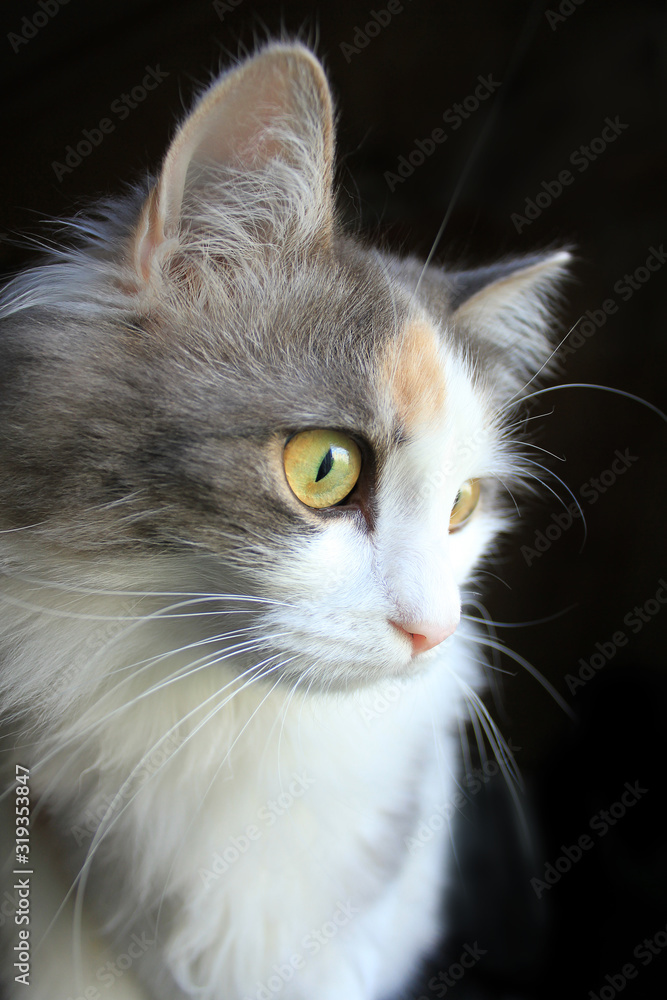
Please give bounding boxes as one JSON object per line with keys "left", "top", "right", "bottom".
{"left": 132, "top": 43, "right": 335, "bottom": 286}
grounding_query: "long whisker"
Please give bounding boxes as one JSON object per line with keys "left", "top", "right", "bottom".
{"left": 1, "top": 633, "right": 262, "bottom": 776}
{"left": 501, "top": 316, "right": 582, "bottom": 411}
{"left": 519, "top": 456, "right": 585, "bottom": 516}
{"left": 461, "top": 682, "right": 523, "bottom": 790}
{"left": 0, "top": 589, "right": 291, "bottom": 624}
{"left": 462, "top": 600, "right": 509, "bottom": 722}
{"left": 455, "top": 679, "right": 531, "bottom": 853}
{"left": 492, "top": 473, "right": 523, "bottom": 517}
{"left": 514, "top": 458, "right": 588, "bottom": 550}
{"left": 0, "top": 564, "right": 296, "bottom": 606}
{"left": 469, "top": 632, "right": 575, "bottom": 720}
{"left": 499, "top": 382, "right": 667, "bottom": 423}
{"left": 462, "top": 604, "right": 578, "bottom": 629}
{"left": 24, "top": 639, "right": 279, "bottom": 832}
{"left": 22, "top": 633, "right": 287, "bottom": 793}
{"left": 519, "top": 439, "right": 567, "bottom": 463}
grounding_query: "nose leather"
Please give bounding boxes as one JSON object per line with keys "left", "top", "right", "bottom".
{"left": 389, "top": 619, "right": 458, "bottom": 655}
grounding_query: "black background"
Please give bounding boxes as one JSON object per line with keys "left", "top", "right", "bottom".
{"left": 1, "top": 0, "right": 665, "bottom": 997}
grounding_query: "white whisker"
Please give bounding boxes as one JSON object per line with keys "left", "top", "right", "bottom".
{"left": 469, "top": 633, "right": 576, "bottom": 721}
{"left": 499, "top": 381, "right": 667, "bottom": 423}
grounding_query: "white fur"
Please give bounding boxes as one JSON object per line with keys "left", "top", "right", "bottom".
{"left": 0, "top": 565, "right": 481, "bottom": 999}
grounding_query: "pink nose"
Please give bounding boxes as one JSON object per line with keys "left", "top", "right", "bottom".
{"left": 389, "top": 619, "right": 458, "bottom": 655}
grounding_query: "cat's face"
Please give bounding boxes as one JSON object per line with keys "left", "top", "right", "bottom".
{"left": 0, "top": 43, "right": 568, "bottom": 692}
{"left": 258, "top": 338, "right": 501, "bottom": 687}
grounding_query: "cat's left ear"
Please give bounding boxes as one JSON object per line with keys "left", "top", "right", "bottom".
{"left": 449, "top": 250, "right": 572, "bottom": 377}
{"left": 132, "top": 43, "right": 334, "bottom": 284}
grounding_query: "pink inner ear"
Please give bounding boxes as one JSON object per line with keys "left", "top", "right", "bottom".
{"left": 158, "top": 68, "right": 293, "bottom": 245}
{"left": 191, "top": 67, "right": 292, "bottom": 170}
{"left": 135, "top": 50, "right": 320, "bottom": 280}
{"left": 134, "top": 47, "right": 332, "bottom": 284}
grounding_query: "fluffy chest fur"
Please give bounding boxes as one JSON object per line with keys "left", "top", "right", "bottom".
{"left": 6, "top": 558, "right": 477, "bottom": 997}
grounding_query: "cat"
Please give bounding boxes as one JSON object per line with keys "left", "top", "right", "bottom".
{"left": 0, "top": 41, "right": 569, "bottom": 1000}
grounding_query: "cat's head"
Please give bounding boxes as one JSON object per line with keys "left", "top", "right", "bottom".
{"left": 0, "top": 43, "right": 569, "bottom": 690}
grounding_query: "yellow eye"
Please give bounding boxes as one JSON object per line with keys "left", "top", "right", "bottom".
{"left": 449, "top": 479, "right": 480, "bottom": 531}
{"left": 284, "top": 430, "right": 362, "bottom": 509}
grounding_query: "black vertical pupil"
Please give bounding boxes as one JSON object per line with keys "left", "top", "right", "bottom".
{"left": 315, "top": 448, "right": 334, "bottom": 482}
